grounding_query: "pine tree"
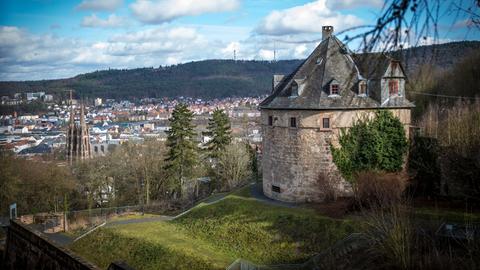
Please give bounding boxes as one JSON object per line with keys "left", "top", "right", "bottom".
{"left": 204, "top": 108, "right": 232, "bottom": 159}
{"left": 164, "top": 104, "right": 198, "bottom": 199}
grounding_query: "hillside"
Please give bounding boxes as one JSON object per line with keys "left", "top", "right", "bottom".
{"left": 0, "top": 41, "right": 479, "bottom": 100}
{"left": 70, "top": 186, "right": 354, "bottom": 269}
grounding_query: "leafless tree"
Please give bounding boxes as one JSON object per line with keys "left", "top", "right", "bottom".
{"left": 339, "top": 0, "right": 480, "bottom": 52}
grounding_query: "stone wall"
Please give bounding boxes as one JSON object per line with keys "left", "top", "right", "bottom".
{"left": 261, "top": 108, "right": 411, "bottom": 203}
{"left": 2, "top": 219, "right": 100, "bottom": 270}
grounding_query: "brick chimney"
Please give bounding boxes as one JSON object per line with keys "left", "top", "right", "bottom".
{"left": 322, "top": 26, "right": 334, "bottom": 40}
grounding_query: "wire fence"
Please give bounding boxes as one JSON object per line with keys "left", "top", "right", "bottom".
{"left": 65, "top": 203, "right": 170, "bottom": 233}
{"left": 226, "top": 233, "right": 369, "bottom": 270}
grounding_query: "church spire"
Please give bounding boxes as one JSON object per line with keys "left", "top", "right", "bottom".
{"left": 66, "top": 94, "right": 92, "bottom": 164}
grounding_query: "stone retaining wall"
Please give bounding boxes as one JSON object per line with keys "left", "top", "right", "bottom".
{"left": 2, "top": 219, "right": 100, "bottom": 270}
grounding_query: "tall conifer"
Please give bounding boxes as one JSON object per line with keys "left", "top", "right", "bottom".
{"left": 164, "top": 103, "right": 198, "bottom": 199}
{"left": 204, "top": 108, "right": 232, "bottom": 159}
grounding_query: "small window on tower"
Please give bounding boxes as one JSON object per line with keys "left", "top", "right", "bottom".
{"left": 272, "top": 185, "right": 281, "bottom": 193}
{"left": 330, "top": 84, "right": 339, "bottom": 95}
{"left": 268, "top": 115, "right": 273, "bottom": 126}
{"left": 290, "top": 117, "right": 297, "bottom": 128}
{"left": 323, "top": 118, "right": 330, "bottom": 129}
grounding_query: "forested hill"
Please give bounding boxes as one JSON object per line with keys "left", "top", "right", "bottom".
{"left": 1, "top": 41, "right": 479, "bottom": 100}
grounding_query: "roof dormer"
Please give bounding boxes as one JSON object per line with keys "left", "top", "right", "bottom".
{"left": 290, "top": 81, "right": 299, "bottom": 97}
{"left": 329, "top": 79, "right": 340, "bottom": 96}
{"left": 289, "top": 78, "right": 306, "bottom": 97}
{"left": 358, "top": 80, "right": 367, "bottom": 97}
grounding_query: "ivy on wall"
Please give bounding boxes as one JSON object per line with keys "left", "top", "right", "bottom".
{"left": 331, "top": 110, "right": 408, "bottom": 182}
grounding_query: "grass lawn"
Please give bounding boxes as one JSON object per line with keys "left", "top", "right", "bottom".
{"left": 70, "top": 186, "right": 355, "bottom": 269}
{"left": 108, "top": 213, "right": 160, "bottom": 222}
{"left": 413, "top": 207, "right": 480, "bottom": 223}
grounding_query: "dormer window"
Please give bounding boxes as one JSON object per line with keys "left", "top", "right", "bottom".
{"left": 388, "top": 80, "right": 399, "bottom": 96}
{"left": 359, "top": 81, "right": 367, "bottom": 96}
{"left": 330, "top": 83, "right": 339, "bottom": 95}
{"left": 291, "top": 82, "right": 298, "bottom": 97}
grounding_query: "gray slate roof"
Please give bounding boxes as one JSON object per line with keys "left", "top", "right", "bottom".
{"left": 18, "top": 143, "right": 52, "bottom": 155}
{"left": 260, "top": 35, "right": 414, "bottom": 110}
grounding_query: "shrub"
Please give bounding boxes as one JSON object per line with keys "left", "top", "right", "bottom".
{"left": 414, "top": 100, "right": 480, "bottom": 198}
{"left": 214, "top": 143, "right": 252, "bottom": 191}
{"left": 331, "top": 110, "right": 408, "bottom": 181}
{"left": 418, "top": 100, "right": 480, "bottom": 156}
{"left": 362, "top": 203, "right": 412, "bottom": 270}
{"left": 317, "top": 171, "right": 340, "bottom": 202}
{"left": 354, "top": 171, "right": 407, "bottom": 208}
{"left": 408, "top": 137, "right": 441, "bottom": 197}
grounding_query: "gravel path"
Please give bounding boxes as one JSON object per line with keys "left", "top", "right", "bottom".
{"left": 24, "top": 223, "right": 74, "bottom": 247}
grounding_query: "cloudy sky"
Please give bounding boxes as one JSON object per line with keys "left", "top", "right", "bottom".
{"left": 1, "top": 0, "right": 478, "bottom": 81}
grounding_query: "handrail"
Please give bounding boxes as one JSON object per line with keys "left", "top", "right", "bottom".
{"left": 73, "top": 221, "right": 106, "bottom": 242}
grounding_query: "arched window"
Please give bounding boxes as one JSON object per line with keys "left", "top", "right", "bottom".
{"left": 291, "top": 82, "right": 299, "bottom": 96}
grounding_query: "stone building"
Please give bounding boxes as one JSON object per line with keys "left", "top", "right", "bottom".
{"left": 259, "top": 26, "right": 414, "bottom": 203}
{"left": 66, "top": 103, "right": 92, "bottom": 164}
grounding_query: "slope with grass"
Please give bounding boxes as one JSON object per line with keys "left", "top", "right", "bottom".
{"left": 70, "top": 187, "right": 355, "bottom": 269}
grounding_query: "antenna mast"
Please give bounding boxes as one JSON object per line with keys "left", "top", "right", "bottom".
{"left": 273, "top": 41, "right": 276, "bottom": 62}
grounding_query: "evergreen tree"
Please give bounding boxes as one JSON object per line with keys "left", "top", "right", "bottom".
{"left": 332, "top": 110, "right": 408, "bottom": 181}
{"left": 204, "top": 108, "right": 232, "bottom": 159}
{"left": 164, "top": 104, "right": 198, "bottom": 199}
{"left": 246, "top": 143, "right": 259, "bottom": 182}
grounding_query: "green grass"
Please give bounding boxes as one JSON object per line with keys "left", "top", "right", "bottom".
{"left": 413, "top": 207, "right": 480, "bottom": 223}
{"left": 70, "top": 186, "right": 355, "bottom": 269}
{"left": 71, "top": 221, "right": 232, "bottom": 270}
{"left": 108, "top": 213, "right": 159, "bottom": 222}
{"left": 62, "top": 229, "right": 85, "bottom": 239}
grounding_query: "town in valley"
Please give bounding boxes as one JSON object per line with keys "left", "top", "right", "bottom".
{"left": 1, "top": 1, "right": 480, "bottom": 270}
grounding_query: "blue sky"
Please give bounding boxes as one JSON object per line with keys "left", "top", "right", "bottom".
{"left": 1, "top": 0, "right": 478, "bottom": 81}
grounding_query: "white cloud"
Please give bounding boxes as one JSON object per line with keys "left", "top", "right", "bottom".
{"left": 293, "top": 44, "right": 308, "bottom": 58}
{"left": 76, "top": 0, "right": 124, "bottom": 11}
{"left": 166, "top": 56, "right": 180, "bottom": 65}
{"left": 221, "top": 41, "right": 240, "bottom": 58}
{"left": 0, "top": 25, "right": 214, "bottom": 80}
{"left": 326, "top": 0, "right": 383, "bottom": 9}
{"left": 130, "top": 0, "right": 240, "bottom": 24}
{"left": 81, "top": 14, "right": 128, "bottom": 28}
{"left": 255, "top": 0, "right": 363, "bottom": 36}
{"left": 258, "top": 49, "right": 274, "bottom": 60}
{"left": 453, "top": 18, "right": 475, "bottom": 29}
{"left": 218, "top": 34, "right": 319, "bottom": 62}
